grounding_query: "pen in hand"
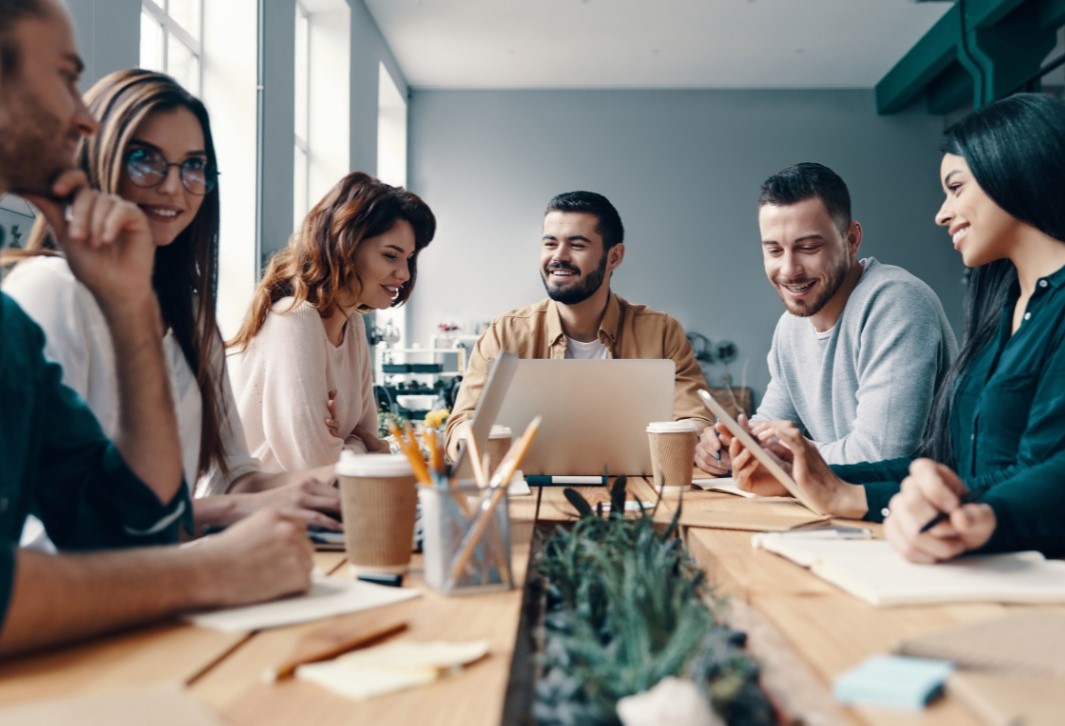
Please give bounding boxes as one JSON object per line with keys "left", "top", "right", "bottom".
{"left": 918, "top": 491, "right": 980, "bottom": 534}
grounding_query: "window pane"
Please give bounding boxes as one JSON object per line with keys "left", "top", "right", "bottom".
{"left": 168, "top": 38, "right": 200, "bottom": 95}
{"left": 294, "top": 6, "right": 309, "bottom": 141}
{"left": 167, "top": 0, "right": 201, "bottom": 41}
{"left": 293, "top": 145, "right": 309, "bottom": 226}
{"left": 140, "top": 10, "right": 165, "bottom": 71}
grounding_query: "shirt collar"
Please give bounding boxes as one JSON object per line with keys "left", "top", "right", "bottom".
{"left": 546, "top": 291, "right": 621, "bottom": 346}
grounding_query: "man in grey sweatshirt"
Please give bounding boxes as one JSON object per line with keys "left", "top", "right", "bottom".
{"left": 695, "top": 162, "right": 957, "bottom": 473}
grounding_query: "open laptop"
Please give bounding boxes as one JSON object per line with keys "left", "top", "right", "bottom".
{"left": 492, "top": 359, "right": 674, "bottom": 476}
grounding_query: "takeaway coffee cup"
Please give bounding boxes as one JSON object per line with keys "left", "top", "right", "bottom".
{"left": 646, "top": 420, "right": 699, "bottom": 494}
{"left": 485, "top": 425, "right": 513, "bottom": 478}
{"left": 335, "top": 451, "right": 418, "bottom": 575}
{"left": 460, "top": 425, "right": 512, "bottom": 480}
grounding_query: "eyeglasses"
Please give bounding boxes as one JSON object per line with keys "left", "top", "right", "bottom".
{"left": 124, "top": 147, "right": 219, "bottom": 195}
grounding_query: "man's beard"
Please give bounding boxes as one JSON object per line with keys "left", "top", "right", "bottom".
{"left": 0, "top": 85, "right": 73, "bottom": 197}
{"left": 542, "top": 254, "right": 608, "bottom": 305}
{"left": 777, "top": 259, "right": 848, "bottom": 318}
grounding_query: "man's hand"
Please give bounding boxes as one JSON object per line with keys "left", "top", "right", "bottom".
{"left": 198, "top": 509, "right": 314, "bottom": 607}
{"left": 23, "top": 170, "right": 156, "bottom": 313}
{"left": 694, "top": 426, "right": 730, "bottom": 475}
{"left": 884, "top": 459, "right": 995, "bottom": 563}
{"left": 732, "top": 419, "right": 867, "bottom": 518}
{"left": 722, "top": 413, "right": 790, "bottom": 495}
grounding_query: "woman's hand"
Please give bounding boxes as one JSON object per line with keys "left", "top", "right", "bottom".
{"left": 325, "top": 389, "right": 341, "bottom": 439}
{"left": 227, "top": 478, "right": 342, "bottom": 531}
{"left": 734, "top": 419, "right": 867, "bottom": 518}
{"left": 884, "top": 458, "right": 995, "bottom": 563}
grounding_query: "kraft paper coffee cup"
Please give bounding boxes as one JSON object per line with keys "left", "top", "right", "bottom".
{"left": 460, "top": 425, "right": 512, "bottom": 482}
{"left": 335, "top": 451, "right": 418, "bottom": 575}
{"left": 646, "top": 421, "right": 699, "bottom": 494}
{"left": 485, "top": 425, "right": 513, "bottom": 478}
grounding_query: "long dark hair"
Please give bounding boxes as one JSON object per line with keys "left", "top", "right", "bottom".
{"left": 16, "top": 69, "right": 227, "bottom": 480}
{"left": 228, "top": 171, "right": 435, "bottom": 350}
{"left": 922, "top": 93, "right": 1065, "bottom": 463}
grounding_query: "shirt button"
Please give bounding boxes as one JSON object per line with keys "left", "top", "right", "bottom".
{"left": 1039, "top": 280, "right": 1048, "bottom": 288}
{"left": 1024, "top": 312, "right": 1032, "bottom": 321}
{"left": 0, "top": 496, "right": 8, "bottom": 512}
{"left": 970, "top": 434, "right": 975, "bottom": 441}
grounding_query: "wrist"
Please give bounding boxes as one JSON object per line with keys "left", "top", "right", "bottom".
{"left": 96, "top": 289, "right": 160, "bottom": 329}
{"left": 831, "top": 482, "right": 868, "bottom": 519}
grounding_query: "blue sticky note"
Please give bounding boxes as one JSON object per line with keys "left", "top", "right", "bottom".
{"left": 833, "top": 655, "right": 954, "bottom": 709}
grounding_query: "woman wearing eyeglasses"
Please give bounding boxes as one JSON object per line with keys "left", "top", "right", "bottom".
{"left": 4, "top": 69, "right": 342, "bottom": 537}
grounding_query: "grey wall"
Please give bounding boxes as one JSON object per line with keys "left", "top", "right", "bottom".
{"left": 260, "top": 0, "right": 297, "bottom": 259}
{"left": 350, "top": 0, "right": 407, "bottom": 175}
{"left": 408, "top": 89, "right": 964, "bottom": 402}
{"left": 66, "top": 0, "right": 140, "bottom": 87}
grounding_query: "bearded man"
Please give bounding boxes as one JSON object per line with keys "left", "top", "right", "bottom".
{"left": 445, "top": 190, "right": 710, "bottom": 457}
{"left": 695, "top": 163, "right": 957, "bottom": 474}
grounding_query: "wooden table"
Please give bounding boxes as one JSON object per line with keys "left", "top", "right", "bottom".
{"left": 0, "top": 482, "right": 1056, "bottom": 724}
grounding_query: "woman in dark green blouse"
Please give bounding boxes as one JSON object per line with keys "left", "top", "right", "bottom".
{"left": 729, "top": 93, "right": 1065, "bottom": 562}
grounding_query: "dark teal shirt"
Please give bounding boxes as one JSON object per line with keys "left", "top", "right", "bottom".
{"left": 0, "top": 293, "right": 192, "bottom": 629}
{"left": 834, "top": 264, "right": 1065, "bottom": 556}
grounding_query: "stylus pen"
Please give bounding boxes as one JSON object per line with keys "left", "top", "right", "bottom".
{"left": 525, "top": 475, "right": 608, "bottom": 486}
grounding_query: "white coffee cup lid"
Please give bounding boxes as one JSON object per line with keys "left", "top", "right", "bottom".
{"left": 646, "top": 420, "right": 698, "bottom": 434}
{"left": 335, "top": 451, "right": 413, "bottom": 477}
{"left": 489, "top": 425, "right": 512, "bottom": 439}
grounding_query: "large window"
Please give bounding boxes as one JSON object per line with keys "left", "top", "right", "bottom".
{"left": 293, "top": 1, "right": 311, "bottom": 224}
{"left": 140, "top": 0, "right": 203, "bottom": 95}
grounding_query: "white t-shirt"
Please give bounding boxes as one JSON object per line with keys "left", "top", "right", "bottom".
{"left": 4, "top": 256, "right": 261, "bottom": 548}
{"left": 3, "top": 256, "right": 260, "bottom": 496}
{"left": 227, "top": 297, "right": 379, "bottom": 471}
{"left": 565, "top": 336, "right": 610, "bottom": 360}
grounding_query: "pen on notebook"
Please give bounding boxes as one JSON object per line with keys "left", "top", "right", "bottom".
{"left": 918, "top": 491, "right": 980, "bottom": 534}
{"left": 526, "top": 475, "right": 607, "bottom": 486}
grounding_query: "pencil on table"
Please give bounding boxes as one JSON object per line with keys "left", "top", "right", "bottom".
{"left": 262, "top": 619, "right": 408, "bottom": 683}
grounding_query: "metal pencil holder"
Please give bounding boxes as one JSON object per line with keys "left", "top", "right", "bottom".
{"left": 419, "top": 482, "right": 512, "bottom": 595}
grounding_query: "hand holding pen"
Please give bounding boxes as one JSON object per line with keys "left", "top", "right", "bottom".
{"left": 694, "top": 424, "right": 731, "bottom": 476}
{"left": 884, "top": 458, "right": 996, "bottom": 564}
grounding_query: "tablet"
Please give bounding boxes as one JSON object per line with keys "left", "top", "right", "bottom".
{"left": 697, "top": 389, "right": 822, "bottom": 514}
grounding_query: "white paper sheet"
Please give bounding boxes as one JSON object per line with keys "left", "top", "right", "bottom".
{"left": 185, "top": 574, "right": 420, "bottom": 633}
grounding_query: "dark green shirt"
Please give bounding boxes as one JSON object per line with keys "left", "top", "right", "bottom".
{"left": 0, "top": 293, "right": 192, "bottom": 629}
{"left": 834, "top": 264, "right": 1065, "bottom": 556}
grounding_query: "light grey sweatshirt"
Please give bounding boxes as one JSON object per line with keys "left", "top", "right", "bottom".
{"left": 756, "top": 258, "right": 958, "bottom": 465}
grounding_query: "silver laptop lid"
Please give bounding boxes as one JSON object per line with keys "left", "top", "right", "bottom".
{"left": 494, "top": 359, "right": 674, "bottom": 476}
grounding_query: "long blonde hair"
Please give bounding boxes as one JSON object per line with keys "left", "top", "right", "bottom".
{"left": 14, "top": 68, "right": 228, "bottom": 480}
{"left": 229, "top": 171, "right": 435, "bottom": 350}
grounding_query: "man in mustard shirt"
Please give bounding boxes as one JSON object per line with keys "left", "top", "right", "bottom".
{"left": 445, "top": 191, "right": 710, "bottom": 457}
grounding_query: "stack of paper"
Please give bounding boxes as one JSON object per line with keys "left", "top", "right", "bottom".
{"left": 753, "top": 536, "right": 1065, "bottom": 607}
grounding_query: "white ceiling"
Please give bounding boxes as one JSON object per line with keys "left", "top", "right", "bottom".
{"left": 364, "top": 0, "right": 953, "bottom": 90}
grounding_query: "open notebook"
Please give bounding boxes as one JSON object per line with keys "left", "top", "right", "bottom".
{"left": 753, "top": 535, "right": 1065, "bottom": 607}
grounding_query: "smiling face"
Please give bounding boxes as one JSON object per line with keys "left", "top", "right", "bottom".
{"left": 0, "top": 1, "right": 97, "bottom": 195}
{"left": 760, "top": 196, "right": 861, "bottom": 326}
{"left": 349, "top": 219, "right": 416, "bottom": 310}
{"left": 540, "top": 211, "right": 622, "bottom": 305}
{"left": 935, "top": 153, "right": 1020, "bottom": 268}
{"left": 115, "top": 106, "right": 208, "bottom": 247}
